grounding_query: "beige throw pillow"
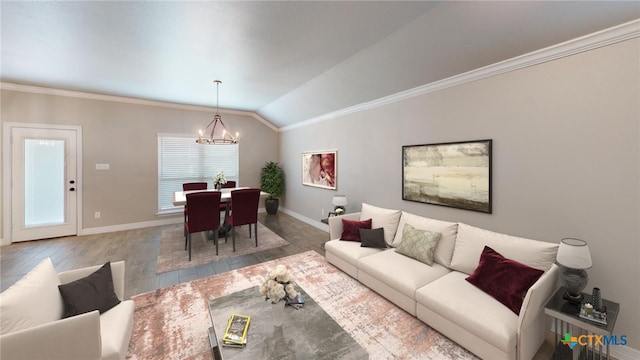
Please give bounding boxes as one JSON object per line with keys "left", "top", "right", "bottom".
{"left": 395, "top": 224, "right": 442, "bottom": 266}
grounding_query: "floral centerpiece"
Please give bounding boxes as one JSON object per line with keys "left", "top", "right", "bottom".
{"left": 259, "top": 264, "right": 298, "bottom": 304}
{"left": 212, "top": 171, "right": 227, "bottom": 189}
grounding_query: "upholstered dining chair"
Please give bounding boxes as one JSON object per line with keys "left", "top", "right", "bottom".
{"left": 182, "top": 182, "right": 208, "bottom": 237}
{"left": 184, "top": 191, "right": 222, "bottom": 260}
{"left": 219, "top": 180, "right": 237, "bottom": 215}
{"left": 224, "top": 188, "right": 260, "bottom": 252}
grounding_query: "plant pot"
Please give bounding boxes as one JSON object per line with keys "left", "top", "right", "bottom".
{"left": 265, "top": 199, "right": 279, "bottom": 215}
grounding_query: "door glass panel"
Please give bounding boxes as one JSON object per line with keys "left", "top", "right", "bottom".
{"left": 24, "top": 139, "right": 65, "bottom": 226}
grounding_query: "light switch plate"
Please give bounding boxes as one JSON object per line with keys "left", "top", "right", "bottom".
{"left": 96, "top": 163, "right": 110, "bottom": 170}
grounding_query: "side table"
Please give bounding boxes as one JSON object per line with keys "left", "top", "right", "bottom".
{"left": 544, "top": 287, "right": 620, "bottom": 360}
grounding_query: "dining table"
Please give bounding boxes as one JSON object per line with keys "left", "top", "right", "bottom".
{"left": 173, "top": 187, "right": 269, "bottom": 238}
{"left": 172, "top": 187, "right": 269, "bottom": 207}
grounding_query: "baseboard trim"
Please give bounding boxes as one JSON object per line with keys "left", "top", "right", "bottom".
{"left": 81, "top": 217, "right": 182, "bottom": 235}
{"left": 280, "top": 207, "right": 329, "bottom": 233}
{"left": 81, "top": 207, "right": 269, "bottom": 236}
{"left": 611, "top": 344, "right": 640, "bottom": 360}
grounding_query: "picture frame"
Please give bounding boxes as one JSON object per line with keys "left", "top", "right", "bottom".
{"left": 402, "top": 140, "right": 492, "bottom": 213}
{"left": 302, "top": 150, "right": 337, "bottom": 190}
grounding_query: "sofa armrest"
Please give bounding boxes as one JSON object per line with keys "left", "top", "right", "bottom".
{"left": 59, "top": 261, "right": 126, "bottom": 301}
{"left": 517, "top": 264, "right": 560, "bottom": 360}
{"left": 0, "top": 310, "right": 102, "bottom": 360}
{"left": 328, "top": 212, "right": 361, "bottom": 240}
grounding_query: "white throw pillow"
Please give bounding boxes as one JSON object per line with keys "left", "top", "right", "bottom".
{"left": 360, "top": 203, "right": 402, "bottom": 245}
{"left": 450, "top": 223, "right": 559, "bottom": 275}
{"left": 0, "top": 258, "right": 64, "bottom": 335}
{"left": 391, "top": 211, "right": 459, "bottom": 267}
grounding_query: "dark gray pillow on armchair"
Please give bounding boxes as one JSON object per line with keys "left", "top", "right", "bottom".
{"left": 359, "top": 228, "right": 387, "bottom": 248}
{"left": 58, "top": 262, "right": 121, "bottom": 318}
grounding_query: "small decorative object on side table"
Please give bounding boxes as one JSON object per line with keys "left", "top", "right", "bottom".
{"left": 544, "top": 286, "right": 620, "bottom": 360}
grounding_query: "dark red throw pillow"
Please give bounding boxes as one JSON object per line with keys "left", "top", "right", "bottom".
{"left": 340, "top": 218, "right": 372, "bottom": 242}
{"left": 465, "top": 246, "right": 544, "bottom": 315}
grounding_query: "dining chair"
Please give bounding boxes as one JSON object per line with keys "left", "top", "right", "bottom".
{"left": 219, "top": 180, "right": 237, "bottom": 215}
{"left": 224, "top": 188, "right": 260, "bottom": 252}
{"left": 182, "top": 182, "right": 208, "bottom": 236}
{"left": 184, "top": 191, "right": 222, "bottom": 260}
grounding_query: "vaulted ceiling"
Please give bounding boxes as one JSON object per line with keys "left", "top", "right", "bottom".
{"left": 2, "top": 1, "right": 638, "bottom": 128}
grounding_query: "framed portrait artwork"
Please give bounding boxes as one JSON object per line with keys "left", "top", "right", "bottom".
{"left": 302, "top": 150, "right": 337, "bottom": 190}
{"left": 402, "top": 140, "right": 492, "bottom": 213}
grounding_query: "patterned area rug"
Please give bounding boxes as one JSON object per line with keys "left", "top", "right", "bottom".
{"left": 156, "top": 222, "right": 290, "bottom": 274}
{"left": 129, "top": 251, "right": 478, "bottom": 360}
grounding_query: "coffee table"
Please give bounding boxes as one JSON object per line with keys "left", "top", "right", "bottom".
{"left": 208, "top": 286, "right": 368, "bottom": 359}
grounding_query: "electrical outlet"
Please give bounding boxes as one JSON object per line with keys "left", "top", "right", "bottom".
{"left": 94, "top": 211, "right": 101, "bottom": 219}
{"left": 321, "top": 209, "right": 325, "bottom": 216}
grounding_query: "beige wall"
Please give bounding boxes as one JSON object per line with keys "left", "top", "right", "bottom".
{"left": 1, "top": 91, "right": 279, "bottom": 231}
{"left": 280, "top": 39, "right": 640, "bottom": 349}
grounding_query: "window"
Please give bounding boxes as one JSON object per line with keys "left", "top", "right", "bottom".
{"left": 157, "top": 134, "right": 238, "bottom": 213}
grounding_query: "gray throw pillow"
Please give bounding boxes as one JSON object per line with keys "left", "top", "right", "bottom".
{"left": 359, "top": 228, "right": 387, "bottom": 248}
{"left": 395, "top": 224, "right": 441, "bottom": 265}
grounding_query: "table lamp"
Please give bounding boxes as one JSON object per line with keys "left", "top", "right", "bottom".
{"left": 556, "top": 238, "right": 592, "bottom": 312}
{"left": 332, "top": 195, "right": 348, "bottom": 214}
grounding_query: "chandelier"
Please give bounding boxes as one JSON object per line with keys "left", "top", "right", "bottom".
{"left": 196, "top": 80, "right": 239, "bottom": 144}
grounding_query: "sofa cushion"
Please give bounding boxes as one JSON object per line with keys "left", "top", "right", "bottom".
{"left": 391, "top": 211, "right": 458, "bottom": 267}
{"left": 359, "top": 228, "right": 387, "bottom": 248}
{"left": 395, "top": 224, "right": 441, "bottom": 266}
{"left": 360, "top": 203, "right": 402, "bottom": 245}
{"left": 466, "top": 246, "right": 544, "bottom": 315}
{"left": 325, "top": 239, "right": 385, "bottom": 269}
{"left": 341, "top": 218, "right": 372, "bottom": 241}
{"left": 416, "top": 271, "right": 519, "bottom": 353}
{"left": 58, "top": 262, "right": 121, "bottom": 318}
{"left": 450, "top": 223, "right": 558, "bottom": 275}
{"left": 0, "top": 258, "right": 64, "bottom": 335}
{"left": 358, "top": 250, "right": 451, "bottom": 300}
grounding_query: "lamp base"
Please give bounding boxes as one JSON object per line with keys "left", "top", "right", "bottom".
{"left": 562, "top": 291, "right": 584, "bottom": 304}
{"left": 560, "top": 291, "right": 583, "bottom": 315}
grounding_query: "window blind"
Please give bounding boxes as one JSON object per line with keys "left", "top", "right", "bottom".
{"left": 157, "top": 134, "right": 238, "bottom": 213}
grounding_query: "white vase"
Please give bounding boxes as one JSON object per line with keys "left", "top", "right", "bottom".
{"left": 271, "top": 301, "right": 285, "bottom": 327}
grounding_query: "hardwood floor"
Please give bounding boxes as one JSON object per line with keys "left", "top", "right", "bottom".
{"left": 0, "top": 211, "right": 560, "bottom": 359}
{"left": 0, "top": 212, "right": 328, "bottom": 299}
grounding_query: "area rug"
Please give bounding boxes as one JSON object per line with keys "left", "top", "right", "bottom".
{"left": 156, "top": 222, "right": 290, "bottom": 274}
{"left": 129, "top": 250, "right": 478, "bottom": 360}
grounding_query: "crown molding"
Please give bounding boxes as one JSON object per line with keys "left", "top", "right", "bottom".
{"left": 282, "top": 19, "right": 640, "bottom": 132}
{"left": 0, "top": 82, "right": 279, "bottom": 132}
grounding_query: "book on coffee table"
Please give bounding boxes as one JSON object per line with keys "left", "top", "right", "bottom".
{"left": 222, "top": 314, "right": 251, "bottom": 346}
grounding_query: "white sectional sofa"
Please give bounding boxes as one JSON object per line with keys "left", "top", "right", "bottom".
{"left": 0, "top": 258, "right": 135, "bottom": 360}
{"left": 325, "top": 203, "right": 559, "bottom": 360}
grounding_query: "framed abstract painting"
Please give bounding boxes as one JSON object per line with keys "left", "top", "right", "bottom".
{"left": 402, "top": 140, "right": 492, "bottom": 213}
{"left": 302, "top": 150, "right": 337, "bottom": 190}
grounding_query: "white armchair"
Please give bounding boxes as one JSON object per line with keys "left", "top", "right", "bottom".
{"left": 0, "top": 259, "right": 134, "bottom": 360}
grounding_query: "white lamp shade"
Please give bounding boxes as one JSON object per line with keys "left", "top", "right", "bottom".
{"left": 332, "top": 195, "right": 348, "bottom": 206}
{"left": 556, "top": 238, "right": 592, "bottom": 269}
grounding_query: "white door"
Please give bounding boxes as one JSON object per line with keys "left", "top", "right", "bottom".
{"left": 10, "top": 126, "right": 79, "bottom": 242}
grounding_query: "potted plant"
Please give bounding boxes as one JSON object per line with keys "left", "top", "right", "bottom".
{"left": 260, "top": 161, "right": 285, "bottom": 214}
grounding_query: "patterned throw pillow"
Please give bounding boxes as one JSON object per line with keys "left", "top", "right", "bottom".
{"left": 395, "top": 224, "right": 441, "bottom": 266}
